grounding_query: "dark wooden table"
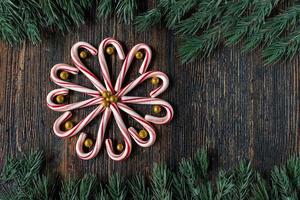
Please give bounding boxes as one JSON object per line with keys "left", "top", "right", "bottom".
{"left": 0, "top": 12, "right": 299, "bottom": 181}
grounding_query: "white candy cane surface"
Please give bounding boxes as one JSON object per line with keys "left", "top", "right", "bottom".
{"left": 46, "top": 38, "right": 174, "bottom": 161}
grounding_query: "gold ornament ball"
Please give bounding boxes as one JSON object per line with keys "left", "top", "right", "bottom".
{"left": 135, "top": 51, "right": 143, "bottom": 59}
{"left": 153, "top": 105, "right": 162, "bottom": 113}
{"left": 139, "top": 129, "right": 148, "bottom": 139}
{"left": 105, "top": 97, "right": 110, "bottom": 102}
{"left": 60, "top": 71, "right": 69, "bottom": 80}
{"left": 84, "top": 138, "right": 93, "bottom": 148}
{"left": 102, "top": 100, "right": 110, "bottom": 108}
{"left": 106, "top": 47, "right": 114, "bottom": 55}
{"left": 109, "top": 95, "right": 118, "bottom": 103}
{"left": 102, "top": 91, "right": 110, "bottom": 98}
{"left": 79, "top": 50, "right": 88, "bottom": 59}
{"left": 56, "top": 95, "right": 64, "bottom": 104}
{"left": 151, "top": 77, "right": 160, "bottom": 85}
{"left": 64, "top": 121, "right": 73, "bottom": 130}
{"left": 116, "top": 143, "right": 124, "bottom": 152}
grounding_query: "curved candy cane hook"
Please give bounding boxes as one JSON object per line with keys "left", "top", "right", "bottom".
{"left": 117, "top": 71, "right": 169, "bottom": 98}
{"left": 117, "top": 103, "right": 156, "bottom": 147}
{"left": 114, "top": 43, "right": 152, "bottom": 92}
{"left": 76, "top": 108, "right": 112, "bottom": 160}
{"left": 53, "top": 105, "right": 105, "bottom": 138}
{"left": 50, "top": 64, "right": 100, "bottom": 97}
{"left": 120, "top": 96, "right": 174, "bottom": 124}
{"left": 71, "top": 42, "right": 106, "bottom": 93}
{"left": 47, "top": 88, "right": 102, "bottom": 112}
{"left": 98, "top": 38, "right": 125, "bottom": 93}
{"left": 105, "top": 103, "right": 132, "bottom": 161}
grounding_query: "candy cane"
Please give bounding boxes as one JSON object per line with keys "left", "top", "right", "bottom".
{"left": 114, "top": 43, "right": 152, "bottom": 92}
{"left": 71, "top": 42, "right": 106, "bottom": 93}
{"left": 120, "top": 96, "right": 174, "bottom": 124}
{"left": 76, "top": 108, "right": 112, "bottom": 160}
{"left": 53, "top": 105, "right": 105, "bottom": 138}
{"left": 117, "top": 103, "right": 156, "bottom": 147}
{"left": 50, "top": 64, "right": 100, "bottom": 97}
{"left": 117, "top": 71, "right": 169, "bottom": 98}
{"left": 105, "top": 103, "right": 132, "bottom": 161}
{"left": 98, "top": 38, "right": 125, "bottom": 93}
{"left": 47, "top": 88, "right": 102, "bottom": 112}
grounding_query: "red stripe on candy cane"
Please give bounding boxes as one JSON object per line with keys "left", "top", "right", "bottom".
{"left": 114, "top": 43, "right": 152, "bottom": 92}
{"left": 76, "top": 108, "right": 112, "bottom": 160}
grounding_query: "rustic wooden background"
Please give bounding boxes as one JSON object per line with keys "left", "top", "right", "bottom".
{"left": 0, "top": 3, "right": 299, "bottom": 180}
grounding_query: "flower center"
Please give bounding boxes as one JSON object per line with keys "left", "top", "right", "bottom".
{"left": 101, "top": 91, "right": 118, "bottom": 108}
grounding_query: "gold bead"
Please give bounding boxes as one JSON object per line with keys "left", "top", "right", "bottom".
{"left": 84, "top": 138, "right": 93, "bottom": 148}
{"left": 153, "top": 105, "right": 162, "bottom": 114}
{"left": 138, "top": 129, "right": 148, "bottom": 139}
{"left": 60, "top": 71, "right": 69, "bottom": 80}
{"left": 106, "top": 46, "right": 114, "bottom": 55}
{"left": 56, "top": 95, "right": 64, "bottom": 104}
{"left": 116, "top": 143, "right": 124, "bottom": 152}
{"left": 151, "top": 77, "right": 160, "bottom": 85}
{"left": 64, "top": 121, "right": 73, "bottom": 130}
{"left": 79, "top": 50, "right": 88, "bottom": 59}
{"left": 105, "top": 97, "right": 110, "bottom": 102}
{"left": 102, "top": 100, "right": 110, "bottom": 108}
{"left": 102, "top": 91, "right": 110, "bottom": 98}
{"left": 135, "top": 51, "right": 143, "bottom": 59}
{"left": 109, "top": 95, "right": 118, "bottom": 103}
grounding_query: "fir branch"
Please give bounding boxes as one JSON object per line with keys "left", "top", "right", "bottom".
{"left": 176, "top": 0, "right": 224, "bottom": 35}
{"left": 116, "top": 0, "right": 137, "bottom": 24}
{"left": 250, "top": 173, "right": 269, "bottom": 200}
{"left": 94, "top": 183, "right": 109, "bottom": 200}
{"left": 172, "top": 172, "right": 191, "bottom": 200}
{"left": 233, "top": 161, "right": 254, "bottom": 200}
{"left": 96, "top": 0, "right": 114, "bottom": 19}
{"left": 243, "top": 4, "right": 300, "bottom": 52}
{"left": 215, "top": 171, "right": 234, "bottom": 200}
{"left": 151, "top": 164, "right": 173, "bottom": 200}
{"left": 262, "top": 26, "right": 300, "bottom": 65}
{"left": 59, "top": 179, "right": 79, "bottom": 200}
{"left": 79, "top": 175, "right": 96, "bottom": 200}
{"left": 224, "top": 0, "right": 280, "bottom": 46}
{"left": 129, "top": 174, "right": 151, "bottom": 200}
{"left": 286, "top": 156, "right": 300, "bottom": 190}
{"left": 107, "top": 173, "right": 127, "bottom": 200}
{"left": 134, "top": 8, "right": 161, "bottom": 32}
{"left": 165, "top": 0, "right": 201, "bottom": 29}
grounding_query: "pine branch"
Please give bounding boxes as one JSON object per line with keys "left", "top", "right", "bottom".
{"left": 250, "top": 173, "right": 269, "bottom": 200}
{"left": 134, "top": 8, "right": 161, "bottom": 32}
{"left": 286, "top": 156, "right": 300, "bottom": 190}
{"left": 59, "top": 178, "right": 79, "bottom": 200}
{"left": 243, "top": 4, "right": 300, "bottom": 52}
{"left": 179, "top": 0, "right": 253, "bottom": 63}
{"left": 116, "top": 0, "right": 137, "bottom": 24}
{"left": 225, "top": 0, "right": 280, "bottom": 46}
{"left": 262, "top": 26, "right": 300, "bottom": 65}
{"left": 176, "top": 0, "right": 224, "bottom": 35}
{"left": 107, "top": 173, "right": 127, "bottom": 200}
{"left": 94, "top": 183, "right": 109, "bottom": 200}
{"left": 78, "top": 175, "right": 96, "bottom": 200}
{"left": 215, "top": 170, "right": 234, "bottom": 200}
{"left": 129, "top": 174, "right": 151, "bottom": 200}
{"left": 96, "top": 0, "right": 114, "bottom": 19}
{"left": 151, "top": 164, "right": 173, "bottom": 200}
{"left": 165, "top": 0, "right": 201, "bottom": 29}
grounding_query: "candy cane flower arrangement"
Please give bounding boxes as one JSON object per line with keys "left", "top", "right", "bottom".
{"left": 46, "top": 38, "right": 174, "bottom": 161}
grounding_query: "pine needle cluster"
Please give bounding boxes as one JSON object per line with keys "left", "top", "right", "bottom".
{"left": 1, "top": 0, "right": 300, "bottom": 65}
{"left": 2, "top": 150, "right": 300, "bottom": 200}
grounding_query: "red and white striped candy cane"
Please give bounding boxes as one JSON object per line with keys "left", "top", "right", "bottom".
{"left": 117, "top": 71, "right": 169, "bottom": 98}
{"left": 98, "top": 38, "right": 125, "bottom": 93}
{"left": 71, "top": 42, "right": 106, "bottom": 93}
{"left": 50, "top": 64, "right": 100, "bottom": 97}
{"left": 76, "top": 108, "right": 112, "bottom": 160}
{"left": 53, "top": 105, "right": 105, "bottom": 138}
{"left": 120, "top": 96, "right": 174, "bottom": 124}
{"left": 47, "top": 88, "right": 102, "bottom": 112}
{"left": 105, "top": 103, "right": 132, "bottom": 161}
{"left": 114, "top": 43, "right": 152, "bottom": 92}
{"left": 117, "top": 102, "right": 156, "bottom": 147}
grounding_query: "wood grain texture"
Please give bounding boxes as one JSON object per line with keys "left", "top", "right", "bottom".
{"left": 0, "top": 2, "right": 299, "bottom": 180}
